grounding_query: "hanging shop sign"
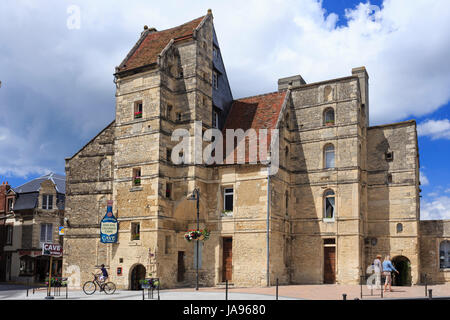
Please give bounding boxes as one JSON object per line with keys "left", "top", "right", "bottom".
{"left": 100, "top": 201, "right": 118, "bottom": 243}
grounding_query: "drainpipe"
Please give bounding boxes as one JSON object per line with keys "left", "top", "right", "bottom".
{"left": 266, "top": 165, "right": 271, "bottom": 287}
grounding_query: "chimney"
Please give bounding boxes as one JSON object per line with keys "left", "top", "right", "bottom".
{"left": 278, "top": 75, "right": 306, "bottom": 91}
{"left": 352, "top": 66, "right": 369, "bottom": 127}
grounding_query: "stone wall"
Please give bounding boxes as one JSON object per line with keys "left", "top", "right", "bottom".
{"left": 419, "top": 220, "right": 450, "bottom": 284}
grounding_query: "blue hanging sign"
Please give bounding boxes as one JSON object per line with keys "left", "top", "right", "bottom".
{"left": 100, "top": 202, "right": 118, "bottom": 243}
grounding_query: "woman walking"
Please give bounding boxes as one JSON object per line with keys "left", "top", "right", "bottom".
{"left": 382, "top": 256, "right": 399, "bottom": 292}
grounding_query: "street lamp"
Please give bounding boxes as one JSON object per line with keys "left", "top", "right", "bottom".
{"left": 187, "top": 188, "right": 200, "bottom": 290}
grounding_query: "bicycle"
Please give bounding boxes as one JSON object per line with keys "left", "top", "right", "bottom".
{"left": 83, "top": 273, "right": 116, "bottom": 295}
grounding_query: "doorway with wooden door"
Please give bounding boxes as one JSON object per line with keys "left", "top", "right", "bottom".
{"left": 177, "top": 251, "right": 185, "bottom": 282}
{"left": 323, "top": 245, "right": 336, "bottom": 284}
{"left": 222, "top": 237, "right": 232, "bottom": 282}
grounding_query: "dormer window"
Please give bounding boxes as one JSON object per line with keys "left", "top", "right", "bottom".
{"left": 134, "top": 101, "right": 143, "bottom": 119}
{"left": 213, "top": 71, "right": 218, "bottom": 89}
{"left": 213, "top": 45, "right": 218, "bottom": 58}
{"left": 212, "top": 109, "right": 219, "bottom": 129}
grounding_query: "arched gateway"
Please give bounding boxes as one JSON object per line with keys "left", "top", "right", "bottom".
{"left": 129, "top": 264, "right": 146, "bottom": 290}
{"left": 392, "top": 256, "right": 412, "bottom": 286}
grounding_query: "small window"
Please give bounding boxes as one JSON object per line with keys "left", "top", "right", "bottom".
{"left": 134, "top": 101, "right": 143, "bottom": 119}
{"left": 166, "top": 148, "right": 172, "bottom": 162}
{"left": 131, "top": 222, "right": 140, "bottom": 241}
{"left": 133, "top": 168, "right": 141, "bottom": 186}
{"left": 385, "top": 151, "right": 394, "bottom": 162}
{"left": 440, "top": 241, "right": 450, "bottom": 269}
{"left": 324, "top": 190, "right": 335, "bottom": 220}
{"left": 165, "top": 235, "right": 171, "bottom": 254}
{"left": 387, "top": 173, "right": 393, "bottom": 184}
{"left": 42, "top": 195, "right": 53, "bottom": 210}
{"left": 166, "top": 105, "right": 173, "bottom": 120}
{"left": 166, "top": 182, "right": 172, "bottom": 199}
{"left": 323, "top": 238, "right": 336, "bottom": 245}
{"left": 213, "top": 45, "right": 218, "bottom": 58}
{"left": 324, "top": 108, "right": 335, "bottom": 126}
{"left": 213, "top": 71, "right": 218, "bottom": 89}
{"left": 324, "top": 144, "right": 335, "bottom": 169}
{"left": 7, "top": 198, "right": 13, "bottom": 212}
{"left": 223, "top": 187, "right": 234, "bottom": 212}
{"left": 40, "top": 223, "right": 53, "bottom": 243}
{"left": 285, "top": 190, "right": 289, "bottom": 215}
{"left": 6, "top": 225, "right": 13, "bottom": 245}
{"left": 396, "top": 223, "right": 403, "bottom": 233}
{"left": 176, "top": 112, "right": 182, "bottom": 122}
{"left": 212, "top": 109, "right": 219, "bottom": 129}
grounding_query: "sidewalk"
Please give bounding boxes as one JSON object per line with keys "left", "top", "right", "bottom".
{"left": 2, "top": 283, "right": 449, "bottom": 300}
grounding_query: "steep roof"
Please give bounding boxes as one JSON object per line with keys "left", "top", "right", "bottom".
{"left": 14, "top": 172, "right": 66, "bottom": 194}
{"left": 222, "top": 91, "right": 288, "bottom": 163}
{"left": 117, "top": 16, "right": 205, "bottom": 74}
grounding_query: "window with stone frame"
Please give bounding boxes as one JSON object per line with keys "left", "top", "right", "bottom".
{"left": 223, "top": 187, "right": 234, "bottom": 214}
{"left": 166, "top": 148, "right": 172, "bottom": 163}
{"left": 324, "top": 108, "right": 335, "bottom": 126}
{"left": 134, "top": 101, "right": 143, "bottom": 119}
{"left": 324, "top": 144, "right": 335, "bottom": 169}
{"left": 166, "top": 104, "right": 173, "bottom": 120}
{"left": 323, "top": 189, "right": 335, "bottom": 220}
{"left": 131, "top": 222, "right": 140, "bottom": 241}
{"left": 42, "top": 195, "right": 53, "bottom": 210}
{"left": 165, "top": 182, "right": 172, "bottom": 199}
{"left": 40, "top": 223, "right": 53, "bottom": 243}
{"left": 385, "top": 151, "right": 394, "bottom": 162}
{"left": 440, "top": 240, "right": 450, "bottom": 269}
{"left": 133, "top": 168, "right": 141, "bottom": 186}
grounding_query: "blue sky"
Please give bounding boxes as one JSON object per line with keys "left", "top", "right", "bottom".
{"left": 0, "top": 0, "right": 449, "bottom": 219}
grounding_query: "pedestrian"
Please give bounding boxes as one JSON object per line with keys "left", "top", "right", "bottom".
{"left": 373, "top": 254, "right": 383, "bottom": 289}
{"left": 382, "top": 255, "right": 399, "bottom": 292}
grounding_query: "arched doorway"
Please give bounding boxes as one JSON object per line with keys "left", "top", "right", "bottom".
{"left": 129, "top": 264, "right": 146, "bottom": 290}
{"left": 392, "top": 256, "right": 411, "bottom": 286}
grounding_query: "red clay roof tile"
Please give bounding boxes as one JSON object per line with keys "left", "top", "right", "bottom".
{"left": 118, "top": 16, "right": 205, "bottom": 73}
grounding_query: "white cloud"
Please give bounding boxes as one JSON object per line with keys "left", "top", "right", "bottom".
{"left": 417, "top": 119, "right": 450, "bottom": 140}
{"left": 420, "top": 171, "right": 430, "bottom": 186}
{"left": 0, "top": 0, "right": 450, "bottom": 177}
{"left": 421, "top": 196, "right": 450, "bottom": 220}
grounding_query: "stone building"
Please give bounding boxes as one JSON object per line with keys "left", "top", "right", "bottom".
{"left": 1, "top": 173, "right": 65, "bottom": 282}
{"left": 63, "top": 10, "right": 449, "bottom": 289}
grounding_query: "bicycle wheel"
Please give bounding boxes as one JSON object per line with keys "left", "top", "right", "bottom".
{"left": 104, "top": 282, "right": 116, "bottom": 295}
{"left": 83, "top": 281, "right": 96, "bottom": 295}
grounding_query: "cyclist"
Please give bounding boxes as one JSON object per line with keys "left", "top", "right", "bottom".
{"left": 97, "top": 264, "right": 109, "bottom": 288}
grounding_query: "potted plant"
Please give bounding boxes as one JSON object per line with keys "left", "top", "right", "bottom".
{"left": 134, "top": 176, "right": 141, "bottom": 185}
{"left": 325, "top": 120, "right": 334, "bottom": 126}
{"left": 134, "top": 111, "right": 142, "bottom": 119}
{"left": 184, "top": 229, "right": 210, "bottom": 242}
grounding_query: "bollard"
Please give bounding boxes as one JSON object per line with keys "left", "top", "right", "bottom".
{"left": 424, "top": 274, "right": 428, "bottom": 297}
{"left": 381, "top": 287, "right": 383, "bottom": 299}
{"left": 225, "top": 280, "right": 228, "bottom": 300}
{"left": 157, "top": 281, "right": 160, "bottom": 300}
{"left": 66, "top": 285, "right": 68, "bottom": 299}
{"left": 142, "top": 288, "right": 145, "bottom": 300}
{"left": 360, "top": 275, "right": 363, "bottom": 299}
{"left": 428, "top": 289, "right": 432, "bottom": 299}
{"left": 343, "top": 294, "right": 347, "bottom": 300}
{"left": 276, "top": 278, "right": 279, "bottom": 301}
